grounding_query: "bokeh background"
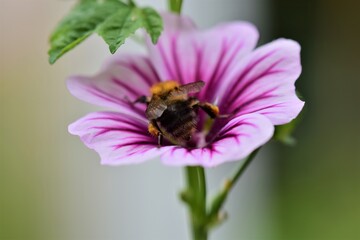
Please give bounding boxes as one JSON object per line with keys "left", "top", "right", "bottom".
{"left": 1, "top": 0, "right": 359, "bottom": 239}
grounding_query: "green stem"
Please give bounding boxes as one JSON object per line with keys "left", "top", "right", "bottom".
{"left": 207, "top": 148, "right": 261, "bottom": 226}
{"left": 168, "top": 1, "right": 206, "bottom": 239}
{"left": 184, "top": 166, "right": 207, "bottom": 240}
{"left": 128, "top": 0, "right": 136, "bottom": 7}
{"left": 168, "top": 0, "right": 183, "bottom": 14}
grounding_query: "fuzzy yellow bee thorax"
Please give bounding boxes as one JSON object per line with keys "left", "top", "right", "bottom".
{"left": 150, "top": 80, "right": 180, "bottom": 95}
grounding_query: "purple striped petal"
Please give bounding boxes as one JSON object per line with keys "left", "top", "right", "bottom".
{"left": 67, "top": 55, "right": 160, "bottom": 118}
{"left": 219, "top": 39, "right": 304, "bottom": 125}
{"left": 160, "top": 114, "right": 273, "bottom": 167}
{"left": 146, "top": 13, "right": 196, "bottom": 82}
{"left": 69, "top": 112, "right": 163, "bottom": 165}
{"left": 147, "top": 13, "right": 259, "bottom": 103}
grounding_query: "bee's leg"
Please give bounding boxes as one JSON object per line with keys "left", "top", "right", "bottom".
{"left": 157, "top": 134, "right": 163, "bottom": 146}
{"left": 148, "top": 120, "right": 163, "bottom": 147}
{"left": 133, "top": 96, "right": 151, "bottom": 104}
{"left": 198, "top": 102, "right": 219, "bottom": 118}
{"left": 198, "top": 102, "right": 231, "bottom": 119}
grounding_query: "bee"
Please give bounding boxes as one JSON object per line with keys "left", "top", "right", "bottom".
{"left": 134, "top": 80, "right": 221, "bottom": 146}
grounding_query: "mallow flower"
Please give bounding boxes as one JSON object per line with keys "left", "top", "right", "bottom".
{"left": 68, "top": 13, "right": 304, "bottom": 167}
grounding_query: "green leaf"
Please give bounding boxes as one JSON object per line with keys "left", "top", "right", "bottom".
{"left": 97, "top": 6, "right": 163, "bottom": 54}
{"left": 97, "top": 7, "right": 141, "bottom": 54}
{"left": 48, "top": 0, "right": 163, "bottom": 64}
{"left": 48, "top": 0, "right": 126, "bottom": 64}
{"left": 139, "top": 7, "right": 163, "bottom": 44}
{"left": 274, "top": 104, "right": 305, "bottom": 146}
{"left": 274, "top": 121, "right": 298, "bottom": 146}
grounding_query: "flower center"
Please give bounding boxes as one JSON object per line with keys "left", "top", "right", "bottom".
{"left": 145, "top": 80, "right": 223, "bottom": 148}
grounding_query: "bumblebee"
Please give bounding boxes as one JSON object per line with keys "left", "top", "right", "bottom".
{"left": 134, "top": 80, "right": 220, "bottom": 146}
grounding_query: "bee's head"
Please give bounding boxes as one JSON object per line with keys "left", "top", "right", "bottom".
{"left": 150, "top": 80, "right": 179, "bottom": 96}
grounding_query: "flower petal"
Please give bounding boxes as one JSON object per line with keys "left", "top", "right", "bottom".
{"left": 69, "top": 112, "right": 162, "bottom": 165}
{"left": 159, "top": 12, "right": 197, "bottom": 34}
{"left": 146, "top": 13, "right": 196, "bottom": 82}
{"left": 161, "top": 114, "right": 274, "bottom": 167}
{"left": 147, "top": 13, "right": 259, "bottom": 102}
{"left": 219, "top": 39, "right": 304, "bottom": 125}
{"left": 67, "top": 54, "right": 160, "bottom": 118}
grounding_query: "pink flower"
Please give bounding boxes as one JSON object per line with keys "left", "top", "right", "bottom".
{"left": 68, "top": 13, "right": 304, "bottom": 167}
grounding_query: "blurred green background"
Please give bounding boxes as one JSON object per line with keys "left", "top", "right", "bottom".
{"left": 273, "top": 0, "right": 360, "bottom": 239}
{"left": 1, "top": 0, "right": 360, "bottom": 239}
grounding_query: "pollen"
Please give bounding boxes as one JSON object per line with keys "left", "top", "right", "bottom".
{"left": 209, "top": 105, "right": 219, "bottom": 116}
{"left": 150, "top": 80, "right": 179, "bottom": 95}
{"left": 202, "top": 102, "right": 219, "bottom": 117}
{"left": 148, "top": 122, "right": 160, "bottom": 137}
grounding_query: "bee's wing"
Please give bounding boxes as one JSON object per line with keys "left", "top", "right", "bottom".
{"left": 169, "top": 81, "right": 205, "bottom": 97}
{"left": 145, "top": 98, "right": 168, "bottom": 120}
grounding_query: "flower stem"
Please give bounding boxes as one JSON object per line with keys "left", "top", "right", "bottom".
{"left": 168, "top": 0, "right": 183, "bottom": 14}
{"left": 128, "top": 0, "right": 136, "bottom": 7}
{"left": 207, "top": 148, "right": 261, "bottom": 226}
{"left": 168, "top": 1, "right": 206, "bottom": 239}
{"left": 184, "top": 166, "right": 208, "bottom": 240}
